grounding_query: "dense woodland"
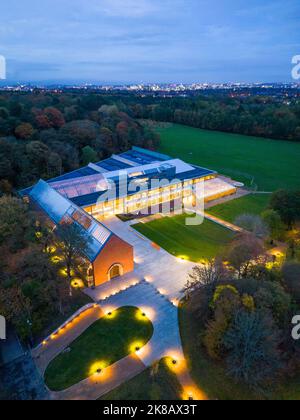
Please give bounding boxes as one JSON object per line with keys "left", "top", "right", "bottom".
{"left": 127, "top": 93, "right": 300, "bottom": 141}
{"left": 184, "top": 199, "right": 300, "bottom": 396}
{"left": 1, "top": 91, "right": 300, "bottom": 399}
{"left": 0, "top": 91, "right": 160, "bottom": 192}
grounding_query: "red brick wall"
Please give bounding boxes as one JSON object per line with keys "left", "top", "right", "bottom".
{"left": 93, "top": 236, "right": 134, "bottom": 286}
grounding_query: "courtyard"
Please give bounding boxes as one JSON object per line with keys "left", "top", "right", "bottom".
{"left": 133, "top": 214, "right": 235, "bottom": 263}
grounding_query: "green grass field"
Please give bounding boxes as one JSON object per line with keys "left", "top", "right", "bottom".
{"left": 157, "top": 124, "right": 300, "bottom": 191}
{"left": 134, "top": 215, "right": 234, "bottom": 262}
{"left": 44, "top": 307, "right": 153, "bottom": 391}
{"left": 101, "top": 359, "right": 182, "bottom": 401}
{"left": 207, "top": 194, "right": 270, "bottom": 224}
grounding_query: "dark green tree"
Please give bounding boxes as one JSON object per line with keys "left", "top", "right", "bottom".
{"left": 223, "top": 310, "right": 282, "bottom": 388}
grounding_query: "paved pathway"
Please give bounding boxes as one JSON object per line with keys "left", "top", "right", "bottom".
{"left": 32, "top": 305, "right": 104, "bottom": 375}
{"left": 51, "top": 354, "right": 145, "bottom": 401}
{"left": 204, "top": 212, "right": 244, "bottom": 233}
{"left": 99, "top": 280, "right": 184, "bottom": 367}
{"left": 90, "top": 215, "right": 196, "bottom": 302}
{"left": 204, "top": 188, "right": 250, "bottom": 209}
{"left": 87, "top": 280, "right": 206, "bottom": 400}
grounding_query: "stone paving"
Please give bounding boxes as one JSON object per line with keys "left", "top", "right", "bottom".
{"left": 51, "top": 354, "right": 145, "bottom": 401}
{"left": 32, "top": 305, "right": 104, "bottom": 375}
{"left": 90, "top": 215, "right": 196, "bottom": 302}
{"left": 99, "top": 280, "right": 185, "bottom": 367}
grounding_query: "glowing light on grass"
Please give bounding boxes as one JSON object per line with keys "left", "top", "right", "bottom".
{"left": 59, "top": 268, "right": 75, "bottom": 277}
{"left": 71, "top": 278, "right": 84, "bottom": 289}
{"left": 165, "top": 355, "right": 186, "bottom": 374}
{"left": 136, "top": 307, "right": 155, "bottom": 322}
{"left": 46, "top": 246, "right": 56, "bottom": 254}
{"left": 35, "top": 232, "right": 43, "bottom": 239}
{"left": 103, "top": 307, "right": 118, "bottom": 319}
{"left": 177, "top": 255, "right": 189, "bottom": 263}
{"left": 89, "top": 361, "right": 108, "bottom": 377}
{"left": 51, "top": 255, "right": 63, "bottom": 264}
{"left": 130, "top": 341, "right": 146, "bottom": 355}
{"left": 182, "top": 386, "right": 207, "bottom": 401}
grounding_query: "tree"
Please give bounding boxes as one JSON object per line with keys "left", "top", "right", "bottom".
{"left": 270, "top": 190, "right": 300, "bottom": 229}
{"left": 34, "top": 107, "right": 65, "bottom": 129}
{"left": 203, "top": 287, "right": 241, "bottom": 360}
{"left": 15, "top": 123, "right": 34, "bottom": 140}
{"left": 227, "top": 234, "right": 265, "bottom": 278}
{"left": 184, "top": 258, "right": 228, "bottom": 298}
{"left": 235, "top": 214, "right": 269, "bottom": 238}
{"left": 0, "top": 196, "right": 33, "bottom": 251}
{"left": 223, "top": 310, "right": 281, "bottom": 389}
{"left": 0, "top": 248, "right": 68, "bottom": 341}
{"left": 44, "top": 107, "right": 65, "bottom": 128}
{"left": 26, "top": 141, "right": 50, "bottom": 170}
{"left": 254, "top": 281, "right": 291, "bottom": 327}
{"left": 282, "top": 262, "right": 300, "bottom": 303}
{"left": 55, "top": 223, "right": 92, "bottom": 293}
{"left": 262, "top": 209, "right": 285, "bottom": 241}
{"left": 47, "top": 152, "right": 62, "bottom": 178}
{"left": 81, "top": 145, "right": 98, "bottom": 165}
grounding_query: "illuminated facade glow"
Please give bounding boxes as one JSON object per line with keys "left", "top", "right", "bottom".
{"left": 20, "top": 147, "right": 237, "bottom": 288}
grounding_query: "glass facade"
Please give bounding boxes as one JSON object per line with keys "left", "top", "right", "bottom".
{"left": 84, "top": 175, "right": 215, "bottom": 217}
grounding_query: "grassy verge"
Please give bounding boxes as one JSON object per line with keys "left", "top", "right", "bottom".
{"left": 34, "top": 290, "right": 92, "bottom": 346}
{"left": 157, "top": 124, "right": 300, "bottom": 191}
{"left": 101, "top": 358, "right": 182, "bottom": 400}
{"left": 207, "top": 194, "right": 270, "bottom": 224}
{"left": 134, "top": 215, "right": 234, "bottom": 262}
{"left": 45, "top": 307, "right": 153, "bottom": 391}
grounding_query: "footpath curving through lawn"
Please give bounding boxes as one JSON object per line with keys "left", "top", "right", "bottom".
{"left": 44, "top": 307, "right": 153, "bottom": 392}
{"left": 101, "top": 358, "right": 182, "bottom": 401}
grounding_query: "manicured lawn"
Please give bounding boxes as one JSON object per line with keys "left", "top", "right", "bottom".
{"left": 207, "top": 194, "right": 270, "bottom": 224}
{"left": 157, "top": 124, "right": 300, "bottom": 191}
{"left": 101, "top": 358, "right": 182, "bottom": 400}
{"left": 134, "top": 215, "right": 234, "bottom": 262}
{"left": 44, "top": 307, "right": 153, "bottom": 391}
{"left": 179, "top": 303, "right": 300, "bottom": 400}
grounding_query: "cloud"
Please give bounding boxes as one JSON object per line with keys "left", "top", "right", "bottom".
{"left": 97, "top": 0, "right": 157, "bottom": 18}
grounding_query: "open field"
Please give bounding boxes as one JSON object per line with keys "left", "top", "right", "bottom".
{"left": 157, "top": 124, "right": 300, "bottom": 191}
{"left": 101, "top": 358, "right": 182, "bottom": 400}
{"left": 207, "top": 194, "right": 270, "bottom": 224}
{"left": 133, "top": 215, "right": 234, "bottom": 262}
{"left": 44, "top": 307, "right": 153, "bottom": 391}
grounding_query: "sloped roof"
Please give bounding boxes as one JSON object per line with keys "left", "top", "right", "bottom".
{"left": 29, "top": 180, "right": 112, "bottom": 262}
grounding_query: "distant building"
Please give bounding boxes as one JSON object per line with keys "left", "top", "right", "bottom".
{"left": 21, "top": 147, "right": 236, "bottom": 287}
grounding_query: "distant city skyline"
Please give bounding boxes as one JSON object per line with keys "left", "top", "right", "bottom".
{"left": 0, "top": 0, "right": 299, "bottom": 83}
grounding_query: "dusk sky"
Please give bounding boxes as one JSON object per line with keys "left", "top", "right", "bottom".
{"left": 0, "top": 0, "right": 299, "bottom": 83}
